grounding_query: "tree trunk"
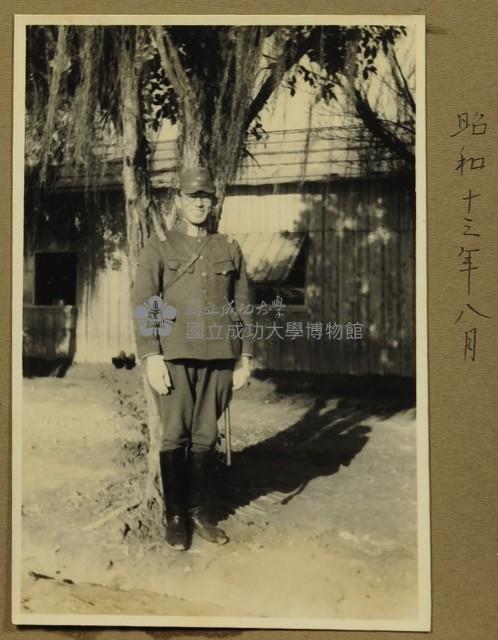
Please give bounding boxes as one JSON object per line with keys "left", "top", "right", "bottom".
{"left": 119, "top": 33, "right": 164, "bottom": 511}
{"left": 39, "top": 25, "right": 69, "bottom": 183}
{"left": 179, "top": 107, "right": 205, "bottom": 170}
{"left": 119, "top": 51, "right": 147, "bottom": 277}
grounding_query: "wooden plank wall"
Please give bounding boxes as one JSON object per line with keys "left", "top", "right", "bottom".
{"left": 23, "top": 305, "right": 77, "bottom": 359}
{"left": 23, "top": 179, "right": 415, "bottom": 375}
{"left": 23, "top": 255, "right": 136, "bottom": 363}
{"left": 75, "top": 252, "right": 136, "bottom": 362}
{"left": 318, "top": 179, "right": 415, "bottom": 377}
{"left": 23, "top": 190, "right": 136, "bottom": 363}
{"left": 223, "top": 178, "right": 416, "bottom": 377}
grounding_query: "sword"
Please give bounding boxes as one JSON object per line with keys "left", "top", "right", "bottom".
{"left": 223, "top": 405, "right": 232, "bottom": 467}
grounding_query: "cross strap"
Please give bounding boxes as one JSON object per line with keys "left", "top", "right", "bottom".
{"left": 163, "top": 232, "right": 211, "bottom": 292}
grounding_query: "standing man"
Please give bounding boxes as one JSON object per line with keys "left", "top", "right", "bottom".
{"left": 131, "top": 167, "right": 253, "bottom": 551}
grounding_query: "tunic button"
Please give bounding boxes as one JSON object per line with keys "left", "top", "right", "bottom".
{"left": 201, "top": 271, "right": 207, "bottom": 277}
{"left": 199, "top": 255, "right": 204, "bottom": 260}
{"left": 197, "top": 238, "right": 202, "bottom": 243}
{"left": 202, "top": 289, "right": 207, "bottom": 294}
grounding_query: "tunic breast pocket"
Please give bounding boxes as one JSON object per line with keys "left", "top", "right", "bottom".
{"left": 212, "top": 259, "right": 236, "bottom": 276}
{"left": 166, "top": 259, "right": 195, "bottom": 273}
{"left": 164, "top": 259, "right": 195, "bottom": 294}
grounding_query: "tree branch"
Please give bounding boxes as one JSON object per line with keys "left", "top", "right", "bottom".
{"left": 151, "top": 26, "right": 191, "bottom": 101}
{"left": 245, "top": 28, "right": 316, "bottom": 130}
{"left": 354, "top": 88, "right": 414, "bottom": 167}
{"left": 389, "top": 48, "right": 416, "bottom": 114}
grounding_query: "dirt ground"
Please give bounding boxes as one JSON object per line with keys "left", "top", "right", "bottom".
{"left": 19, "top": 362, "right": 419, "bottom": 624}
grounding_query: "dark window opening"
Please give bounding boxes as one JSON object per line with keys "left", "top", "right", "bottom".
{"left": 35, "top": 252, "right": 77, "bottom": 306}
{"left": 254, "top": 238, "right": 308, "bottom": 307}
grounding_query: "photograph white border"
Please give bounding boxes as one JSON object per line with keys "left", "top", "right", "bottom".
{"left": 11, "top": 13, "right": 429, "bottom": 631}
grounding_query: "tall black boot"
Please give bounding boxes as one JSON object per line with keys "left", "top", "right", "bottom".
{"left": 159, "top": 449, "right": 189, "bottom": 551}
{"left": 189, "top": 450, "right": 229, "bottom": 545}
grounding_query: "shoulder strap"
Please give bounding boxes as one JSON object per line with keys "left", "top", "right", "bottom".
{"left": 163, "top": 233, "right": 211, "bottom": 292}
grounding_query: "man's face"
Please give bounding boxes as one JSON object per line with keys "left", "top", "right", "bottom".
{"left": 176, "top": 190, "right": 215, "bottom": 226}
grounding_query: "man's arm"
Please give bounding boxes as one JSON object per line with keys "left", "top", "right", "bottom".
{"left": 229, "top": 238, "right": 254, "bottom": 359}
{"left": 131, "top": 236, "right": 173, "bottom": 395}
{"left": 229, "top": 238, "right": 254, "bottom": 388}
{"left": 130, "top": 234, "right": 164, "bottom": 360}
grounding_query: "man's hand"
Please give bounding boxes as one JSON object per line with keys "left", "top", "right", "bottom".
{"left": 232, "top": 355, "right": 252, "bottom": 391}
{"left": 145, "top": 355, "right": 172, "bottom": 395}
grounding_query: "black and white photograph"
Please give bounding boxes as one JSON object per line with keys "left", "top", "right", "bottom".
{"left": 12, "top": 14, "right": 429, "bottom": 630}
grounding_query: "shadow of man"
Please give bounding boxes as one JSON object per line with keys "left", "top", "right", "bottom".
{"left": 215, "top": 394, "right": 412, "bottom": 523}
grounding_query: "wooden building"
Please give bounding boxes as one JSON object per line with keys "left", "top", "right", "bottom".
{"left": 23, "top": 125, "right": 415, "bottom": 376}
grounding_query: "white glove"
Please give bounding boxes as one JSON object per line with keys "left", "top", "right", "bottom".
{"left": 232, "top": 356, "right": 252, "bottom": 391}
{"left": 144, "top": 355, "right": 172, "bottom": 395}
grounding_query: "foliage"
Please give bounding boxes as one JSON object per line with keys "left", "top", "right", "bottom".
{"left": 24, "top": 23, "right": 412, "bottom": 252}
{"left": 26, "top": 24, "right": 409, "bottom": 182}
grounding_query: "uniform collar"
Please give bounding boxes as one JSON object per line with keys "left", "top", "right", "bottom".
{"left": 177, "top": 217, "right": 208, "bottom": 238}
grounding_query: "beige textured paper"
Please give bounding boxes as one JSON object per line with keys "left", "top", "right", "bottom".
{"left": 1, "top": 1, "right": 497, "bottom": 639}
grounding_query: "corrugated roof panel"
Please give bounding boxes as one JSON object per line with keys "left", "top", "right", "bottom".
{"left": 240, "top": 235, "right": 263, "bottom": 264}
{"left": 54, "top": 126, "right": 408, "bottom": 190}
{"left": 245, "top": 233, "right": 275, "bottom": 280}
{"left": 230, "top": 232, "right": 305, "bottom": 282}
{"left": 270, "top": 233, "right": 306, "bottom": 281}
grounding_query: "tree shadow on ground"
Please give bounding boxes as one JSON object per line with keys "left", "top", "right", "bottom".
{"left": 215, "top": 392, "right": 414, "bottom": 523}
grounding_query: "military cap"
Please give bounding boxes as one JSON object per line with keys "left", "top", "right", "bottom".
{"left": 179, "top": 167, "right": 216, "bottom": 194}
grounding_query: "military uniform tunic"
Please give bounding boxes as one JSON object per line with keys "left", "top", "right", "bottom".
{"left": 131, "top": 222, "right": 253, "bottom": 452}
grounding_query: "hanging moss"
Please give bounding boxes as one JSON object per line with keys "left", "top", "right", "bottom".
{"left": 27, "top": 24, "right": 411, "bottom": 247}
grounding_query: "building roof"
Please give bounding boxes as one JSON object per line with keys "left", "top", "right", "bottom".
{"left": 55, "top": 124, "right": 410, "bottom": 190}
{"left": 229, "top": 232, "right": 306, "bottom": 282}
